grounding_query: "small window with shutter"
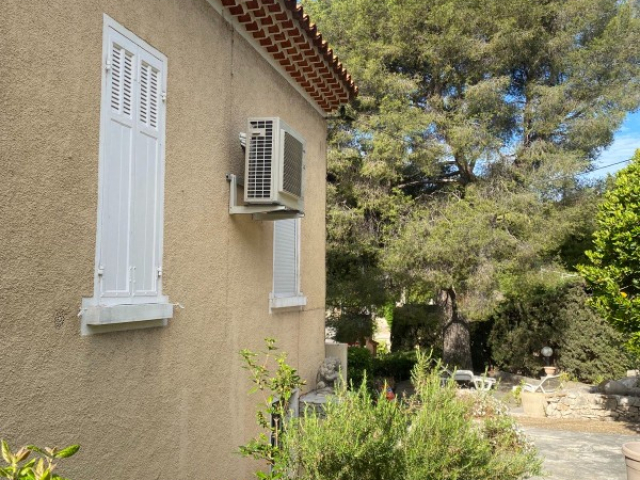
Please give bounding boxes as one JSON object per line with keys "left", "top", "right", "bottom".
{"left": 81, "top": 15, "right": 172, "bottom": 334}
{"left": 271, "top": 219, "right": 306, "bottom": 311}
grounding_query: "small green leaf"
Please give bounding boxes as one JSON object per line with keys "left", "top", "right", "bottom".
{"left": 38, "top": 467, "right": 52, "bottom": 480}
{"left": 25, "top": 446, "right": 46, "bottom": 456}
{"left": 1, "top": 441, "right": 14, "bottom": 465}
{"left": 53, "top": 445, "right": 79, "bottom": 459}
{"left": 15, "top": 447, "right": 31, "bottom": 463}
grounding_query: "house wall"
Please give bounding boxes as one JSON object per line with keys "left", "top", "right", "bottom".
{"left": 0, "top": 1, "right": 327, "bottom": 478}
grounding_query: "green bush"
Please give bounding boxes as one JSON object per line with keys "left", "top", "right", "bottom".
{"left": 326, "top": 308, "right": 374, "bottom": 345}
{"left": 372, "top": 350, "right": 418, "bottom": 381}
{"left": 347, "top": 347, "right": 373, "bottom": 388}
{"left": 489, "top": 281, "right": 635, "bottom": 382}
{"left": 390, "top": 304, "right": 443, "bottom": 356}
{"left": 287, "top": 353, "right": 541, "bottom": 480}
{"left": 579, "top": 151, "right": 640, "bottom": 354}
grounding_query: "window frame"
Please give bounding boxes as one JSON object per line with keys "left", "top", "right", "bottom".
{"left": 270, "top": 218, "right": 306, "bottom": 312}
{"left": 81, "top": 14, "right": 171, "bottom": 335}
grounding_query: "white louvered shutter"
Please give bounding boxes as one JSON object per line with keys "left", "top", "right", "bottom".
{"left": 98, "top": 24, "right": 166, "bottom": 303}
{"left": 99, "top": 29, "right": 137, "bottom": 299}
{"left": 130, "top": 49, "right": 164, "bottom": 297}
{"left": 273, "top": 219, "right": 299, "bottom": 296}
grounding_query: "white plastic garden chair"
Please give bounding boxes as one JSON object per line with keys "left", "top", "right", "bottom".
{"left": 520, "top": 374, "right": 562, "bottom": 394}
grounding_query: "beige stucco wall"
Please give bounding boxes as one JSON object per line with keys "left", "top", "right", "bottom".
{"left": 0, "top": 1, "right": 327, "bottom": 478}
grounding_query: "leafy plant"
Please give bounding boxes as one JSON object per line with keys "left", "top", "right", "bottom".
{"left": 489, "top": 281, "right": 634, "bottom": 382}
{"left": 579, "top": 151, "right": 640, "bottom": 354}
{"left": 287, "top": 351, "right": 541, "bottom": 480}
{"left": 0, "top": 440, "right": 79, "bottom": 480}
{"left": 372, "top": 350, "right": 418, "bottom": 382}
{"left": 346, "top": 347, "right": 373, "bottom": 389}
{"left": 511, "top": 385, "right": 523, "bottom": 406}
{"left": 238, "top": 338, "right": 306, "bottom": 480}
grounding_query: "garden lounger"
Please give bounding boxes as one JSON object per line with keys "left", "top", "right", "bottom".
{"left": 520, "top": 374, "right": 562, "bottom": 394}
{"left": 454, "top": 370, "right": 497, "bottom": 390}
{"left": 441, "top": 369, "right": 497, "bottom": 390}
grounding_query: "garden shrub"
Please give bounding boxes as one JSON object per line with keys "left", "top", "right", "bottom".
{"left": 326, "top": 307, "right": 374, "bottom": 345}
{"left": 287, "top": 352, "right": 540, "bottom": 480}
{"left": 579, "top": 152, "right": 640, "bottom": 353}
{"left": 489, "top": 281, "right": 635, "bottom": 382}
{"left": 372, "top": 350, "right": 418, "bottom": 381}
{"left": 390, "top": 304, "right": 443, "bottom": 356}
{"left": 347, "top": 347, "right": 373, "bottom": 387}
{"left": 240, "top": 342, "right": 540, "bottom": 480}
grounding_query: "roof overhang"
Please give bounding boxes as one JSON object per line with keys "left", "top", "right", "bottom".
{"left": 208, "top": 0, "right": 357, "bottom": 116}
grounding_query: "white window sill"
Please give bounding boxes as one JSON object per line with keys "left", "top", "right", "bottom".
{"left": 270, "top": 294, "right": 307, "bottom": 311}
{"left": 81, "top": 299, "right": 173, "bottom": 335}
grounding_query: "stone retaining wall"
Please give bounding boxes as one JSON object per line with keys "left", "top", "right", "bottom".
{"left": 543, "top": 390, "right": 640, "bottom": 421}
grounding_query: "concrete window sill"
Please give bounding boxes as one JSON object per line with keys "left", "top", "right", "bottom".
{"left": 270, "top": 295, "right": 307, "bottom": 311}
{"left": 80, "top": 300, "right": 173, "bottom": 335}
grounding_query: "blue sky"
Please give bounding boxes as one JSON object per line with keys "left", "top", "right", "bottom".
{"left": 587, "top": 112, "right": 640, "bottom": 179}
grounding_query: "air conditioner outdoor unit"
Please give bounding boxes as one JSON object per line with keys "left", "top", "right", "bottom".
{"left": 244, "top": 117, "right": 305, "bottom": 212}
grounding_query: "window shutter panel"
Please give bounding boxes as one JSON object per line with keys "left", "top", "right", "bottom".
{"left": 130, "top": 49, "right": 165, "bottom": 297}
{"left": 99, "top": 30, "right": 137, "bottom": 299}
{"left": 273, "top": 219, "right": 299, "bottom": 296}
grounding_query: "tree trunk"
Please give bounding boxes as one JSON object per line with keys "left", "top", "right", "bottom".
{"left": 440, "top": 288, "right": 473, "bottom": 370}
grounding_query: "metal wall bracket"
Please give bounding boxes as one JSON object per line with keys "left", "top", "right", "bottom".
{"left": 226, "top": 174, "right": 304, "bottom": 221}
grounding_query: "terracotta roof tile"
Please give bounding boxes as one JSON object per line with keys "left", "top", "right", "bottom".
{"left": 221, "top": 0, "right": 357, "bottom": 113}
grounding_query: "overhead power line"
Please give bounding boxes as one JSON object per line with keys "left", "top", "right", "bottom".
{"left": 577, "top": 158, "right": 631, "bottom": 176}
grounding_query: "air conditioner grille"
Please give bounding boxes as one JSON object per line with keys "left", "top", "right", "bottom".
{"left": 247, "top": 120, "right": 273, "bottom": 199}
{"left": 283, "top": 131, "right": 303, "bottom": 198}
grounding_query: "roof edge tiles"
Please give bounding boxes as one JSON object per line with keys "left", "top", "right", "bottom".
{"left": 219, "top": 0, "right": 357, "bottom": 113}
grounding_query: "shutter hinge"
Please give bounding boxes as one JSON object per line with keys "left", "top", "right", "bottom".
{"left": 157, "top": 267, "right": 163, "bottom": 277}
{"left": 161, "top": 92, "right": 167, "bottom": 102}
{"left": 97, "top": 265, "right": 104, "bottom": 276}
{"left": 105, "top": 54, "right": 111, "bottom": 72}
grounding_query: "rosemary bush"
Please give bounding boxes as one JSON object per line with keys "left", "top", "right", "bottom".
{"left": 241, "top": 343, "right": 540, "bottom": 480}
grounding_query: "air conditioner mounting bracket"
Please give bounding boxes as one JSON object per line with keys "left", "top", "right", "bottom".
{"left": 226, "top": 174, "right": 304, "bottom": 221}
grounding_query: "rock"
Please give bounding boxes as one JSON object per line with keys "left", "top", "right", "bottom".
{"left": 619, "top": 377, "right": 638, "bottom": 388}
{"left": 602, "top": 380, "right": 629, "bottom": 395}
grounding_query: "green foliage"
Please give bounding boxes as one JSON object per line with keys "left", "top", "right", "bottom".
{"left": 307, "top": 0, "right": 640, "bottom": 365}
{"left": 346, "top": 347, "right": 373, "bottom": 389}
{"left": 381, "top": 303, "right": 394, "bottom": 329}
{"left": 579, "top": 151, "right": 640, "bottom": 354}
{"left": 238, "top": 338, "right": 306, "bottom": 480}
{"left": 390, "top": 304, "right": 443, "bottom": 354}
{"left": 326, "top": 308, "right": 373, "bottom": 345}
{"left": 372, "top": 350, "right": 418, "bottom": 382}
{"left": 348, "top": 348, "right": 419, "bottom": 385}
{"left": 0, "top": 440, "right": 79, "bottom": 480}
{"left": 287, "top": 352, "right": 541, "bottom": 480}
{"left": 489, "top": 281, "right": 634, "bottom": 382}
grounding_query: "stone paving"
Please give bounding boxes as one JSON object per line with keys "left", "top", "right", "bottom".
{"left": 523, "top": 427, "right": 636, "bottom": 480}
{"left": 396, "top": 378, "right": 640, "bottom": 479}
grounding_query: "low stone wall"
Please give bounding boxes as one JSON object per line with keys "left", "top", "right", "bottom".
{"left": 543, "top": 390, "right": 640, "bottom": 421}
